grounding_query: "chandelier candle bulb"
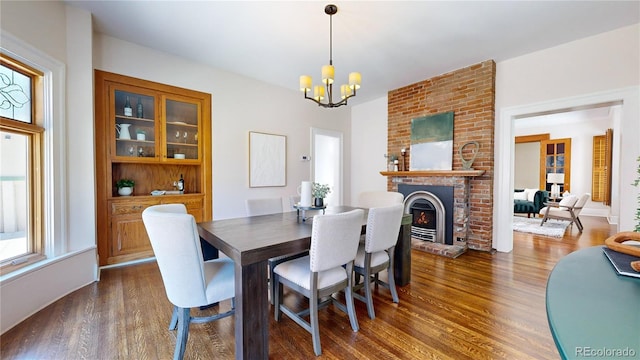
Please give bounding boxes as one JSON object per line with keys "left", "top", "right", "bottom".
{"left": 349, "top": 72, "right": 361, "bottom": 90}
{"left": 321, "top": 65, "right": 335, "bottom": 84}
{"left": 299, "top": 75, "right": 312, "bottom": 91}
{"left": 314, "top": 85, "right": 325, "bottom": 101}
{"left": 340, "top": 84, "right": 352, "bottom": 99}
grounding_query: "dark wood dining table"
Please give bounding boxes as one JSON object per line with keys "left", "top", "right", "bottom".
{"left": 197, "top": 205, "right": 411, "bottom": 359}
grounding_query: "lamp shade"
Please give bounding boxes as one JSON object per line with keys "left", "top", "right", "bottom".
{"left": 340, "top": 84, "right": 352, "bottom": 99}
{"left": 348, "top": 72, "right": 361, "bottom": 90}
{"left": 299, "top": 75, "right": 312, "bottom": 92}
{"left": 547, "top": 173, "right": 565, "bottom": 184}
{"left": 313, "top": 85, "right": 325, "bottom": 101}
{"left": 321, "top": 65, "right": 334, "bottom": 85}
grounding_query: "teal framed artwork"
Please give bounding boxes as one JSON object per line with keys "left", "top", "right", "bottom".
{"left": 410, "top": 112, "right": 454, "bottom": 170}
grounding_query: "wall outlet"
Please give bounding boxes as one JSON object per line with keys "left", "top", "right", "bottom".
{"left": 301, "top": 155, "right": 310, "bottom": 161}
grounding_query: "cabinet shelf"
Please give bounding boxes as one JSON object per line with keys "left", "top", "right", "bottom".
{"left": 166, "top": 141, "right": 198, "bottom": 147}
{"left": 116, "top": 139, "right": 154, "bottom": 144}
{"left": 166, "top": 121, "right": 198, "bottom": 128}
{"left": 116, "top": 115, "right": 154, "bottom": 123}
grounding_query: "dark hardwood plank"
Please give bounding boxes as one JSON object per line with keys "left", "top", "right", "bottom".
{"left": 0, "top": 216, "right": 615, "bottom": 359}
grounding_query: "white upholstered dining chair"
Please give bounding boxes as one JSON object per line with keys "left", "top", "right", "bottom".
{"left": 273, "top": 209, "right": 365, "bottom": 356}
{"left": 356, "top": 191, "right": 404, "bottom": 208}
{"left": 142, "top": 204, "right": 235, "bottom": 360}
{"left": 245, "top": 197, "right": 283, "bottom": 216}
{"left": 353, "top": 204, "right": 404, "bottom": 319}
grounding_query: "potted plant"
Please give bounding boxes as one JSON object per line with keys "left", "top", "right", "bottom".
{"left": 312, "top": 183, "right": 331, "bottom": 207}
{"left": 116, "top": 178, "right": 135, "bottom": 196}
{"left": 136, "top": 129, "right": 146, "bottom": 141}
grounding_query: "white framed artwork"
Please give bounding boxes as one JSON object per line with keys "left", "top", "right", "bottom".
{"left": 249, "top": 131, "right": 286, "bottom": 187}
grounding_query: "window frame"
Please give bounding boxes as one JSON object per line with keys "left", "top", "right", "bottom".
{"left": 0, "top": 54, "right": 45, "bottom": 274}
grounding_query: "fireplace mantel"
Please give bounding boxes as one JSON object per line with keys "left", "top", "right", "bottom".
{"left": 380, "top": 170, "right": 485, "bottom": 177}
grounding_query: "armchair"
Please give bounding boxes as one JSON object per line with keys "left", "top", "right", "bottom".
{"left": 539, "top": 193, "right": 591, "bottom": 232}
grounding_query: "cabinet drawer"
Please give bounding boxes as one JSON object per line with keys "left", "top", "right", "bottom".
{"left": 161, "top": 196, "right": 203, "bottom": 210}
{"left": 110, "top": 199, "right": 161, "bottom": 216}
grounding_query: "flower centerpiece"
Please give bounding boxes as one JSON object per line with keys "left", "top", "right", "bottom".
{"left": 116, "top": 178, "right": 135, "bottom": 196}
{"left": 312, "top": 182, "right": 331, "bottom": 207}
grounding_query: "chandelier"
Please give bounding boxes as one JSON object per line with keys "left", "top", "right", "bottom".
{"left": 299, "top": 4, "right": 361, "bottom": 108}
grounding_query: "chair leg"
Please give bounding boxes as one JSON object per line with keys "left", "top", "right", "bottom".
{"left": 576, "top": 216, "right": 584, "bottom": 232}
{"left": 174, "top": 307, "right": 190, "bottom": 360}
{"left": 540, "top": 206, "right": 551, "bottom": 226}
{"left": 387, "top": 265, "right": 399, "bottom": 304}
{"left": 363, "top": 266, "right": 375, "bottom": 319}
{"left": 169, "top": 305, "right": 178, "bottom": 330}
{"left": 345, "top": 263, "right": 360, "bottom": 332}
{"left": 274, "top": 274, "right": 282, "bottom": 321}
{"left": 269, "top": 264, "right": 275, "bottom": 306}
{"left": 310, "top": 281, "right": 322, "bottom": 356}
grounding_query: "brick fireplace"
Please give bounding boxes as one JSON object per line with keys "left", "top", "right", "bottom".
{"left": 386, "top": 60, "right": 495, "bottom": 252}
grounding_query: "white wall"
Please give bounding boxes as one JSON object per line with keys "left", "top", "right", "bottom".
{"left": 494, "top": 24, "right": 640, "bottom": 252}
{"left": 349, "top": 96, "right": 389, "bottom": 205}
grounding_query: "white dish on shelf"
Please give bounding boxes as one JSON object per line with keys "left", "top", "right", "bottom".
{"left": 171, "top": 121, "right": 188, "bottom": 125}
{"left": 174, "top": 153, "right": 185, "bottom": 159}
{"left": 150, "top": 190, "right": 165, "bottom": 196}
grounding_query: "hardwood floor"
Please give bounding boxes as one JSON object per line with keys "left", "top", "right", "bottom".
{"left": 0, "top": 216, "right": 615, "bottom": 359}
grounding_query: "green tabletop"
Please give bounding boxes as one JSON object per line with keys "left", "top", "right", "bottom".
{"left": 546, "top": 246, "right": 640, "bottom": 359}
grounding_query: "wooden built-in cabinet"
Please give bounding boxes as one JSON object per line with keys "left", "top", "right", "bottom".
{"left": 95, "top": 70, "right": 212, "bottom": 266}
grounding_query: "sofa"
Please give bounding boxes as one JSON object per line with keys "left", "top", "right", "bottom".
{"left": 514, "top": 189, "right": 549, "bottom": 217}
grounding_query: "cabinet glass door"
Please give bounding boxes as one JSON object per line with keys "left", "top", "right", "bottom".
{"left": 114, "top": 89, "right": 156, "bottom": 159}
{"left": 164, "top": 97, "right": 200, "bottom": 161}
{"left": 541, "top": 138, "right": 571, "bottom": 193}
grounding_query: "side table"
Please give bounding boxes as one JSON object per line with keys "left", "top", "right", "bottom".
{"left": 546, "top": 246, "right": 640, "bottom": 359}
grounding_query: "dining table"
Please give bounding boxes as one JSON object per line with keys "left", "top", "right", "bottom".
{"left": 197, "top": 205, "right": 368, "bottom": 359}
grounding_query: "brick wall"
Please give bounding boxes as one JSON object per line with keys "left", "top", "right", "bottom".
{"left": 387, "top": 60, "right": 496, "bottom": 251}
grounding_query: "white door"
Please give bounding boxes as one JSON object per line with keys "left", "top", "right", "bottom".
{"left": 311, "top": 128, "right": 343, "bottom": 206}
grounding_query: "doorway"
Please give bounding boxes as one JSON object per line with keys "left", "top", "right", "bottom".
{"left": 495, "top": 88, "right": 637, "bottom": 253}
{"left": 311, "top": 128, "right": 343, "bottom": 206}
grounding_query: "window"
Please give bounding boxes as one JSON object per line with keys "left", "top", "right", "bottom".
{"left": 0, "top": 54, "right": 45, "bottom": 274}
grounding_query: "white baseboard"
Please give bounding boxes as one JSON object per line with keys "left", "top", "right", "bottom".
{"left": 580, "top": 208, "right": 609, "bottom": 217}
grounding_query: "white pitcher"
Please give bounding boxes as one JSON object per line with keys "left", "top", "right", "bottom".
{"left": 297, "top": 181, "right": 312, "bottom": 207}
{"left": 116, "top": 124, "right": 132, "bottom": 140}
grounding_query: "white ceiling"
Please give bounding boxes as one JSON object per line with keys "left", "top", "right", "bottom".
{"left": 65, "top": 1, "right": 639, "bottom": 105}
